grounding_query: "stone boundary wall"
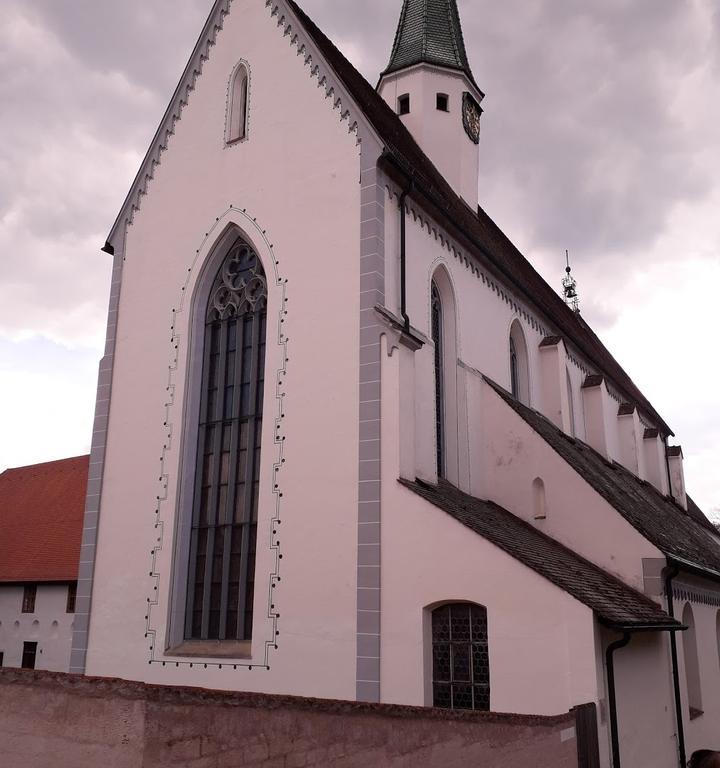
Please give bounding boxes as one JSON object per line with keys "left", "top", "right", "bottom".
{"left": 0, "top": 669, "right": 580, "bottom": 767}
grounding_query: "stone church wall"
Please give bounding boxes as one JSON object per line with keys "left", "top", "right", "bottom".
{"left": 0, "top": 669, "right": 580, "bottom": 768}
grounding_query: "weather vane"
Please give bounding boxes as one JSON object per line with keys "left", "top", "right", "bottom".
{"left": 562, "top": 250, "right": 580, "bottom": 314}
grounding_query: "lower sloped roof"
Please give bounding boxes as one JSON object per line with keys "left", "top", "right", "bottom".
{"left": 485, "top": 378, "right": 720, "bottom": 578}
{"left": 0, "top": 455, "right": 88, "bottom": 583}
{"left": 401, "top": 478, "right": 680, "bottom": 631}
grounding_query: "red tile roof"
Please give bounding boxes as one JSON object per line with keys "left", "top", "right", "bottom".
{"left": 0, "top": 455, "right": 88, "bottom": 583}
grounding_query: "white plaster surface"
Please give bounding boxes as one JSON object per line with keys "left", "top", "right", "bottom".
{"left": 85, "top": 0, "right": 365, "bottom": 699}
{"left": 0, "top": 584, "right": 75, "bottom": 672}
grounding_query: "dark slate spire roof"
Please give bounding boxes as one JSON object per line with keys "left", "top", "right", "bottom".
{"left": 383, "top": 0, "right": 480, "bottom": 91}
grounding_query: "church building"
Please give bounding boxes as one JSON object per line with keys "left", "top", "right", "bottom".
{"left": 73, "top": 2, "right": 720, "bottom": 766}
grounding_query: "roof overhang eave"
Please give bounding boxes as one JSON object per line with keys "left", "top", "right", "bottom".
{"left": 666, "top": 554, "right": 720, "bottom": 584}
{"left": 598, "top": 617, "right": 685, "bottom": 633}
{"left": 377, "top": 62, "right": 484, "bottom": 101}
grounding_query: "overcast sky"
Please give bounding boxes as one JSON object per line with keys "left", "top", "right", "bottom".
{"left": 1, "top": 0, "right": 718, "bottom": 518}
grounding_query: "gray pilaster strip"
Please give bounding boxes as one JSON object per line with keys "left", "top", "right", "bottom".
{"left": 356, "top": 163, "right": 385, "bottom": 703}
{"left": 69, "top": 241, "right": 125, "bottom": 674}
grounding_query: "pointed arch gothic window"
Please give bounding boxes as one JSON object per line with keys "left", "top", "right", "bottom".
{"left": 227, "top": 63, "right": 249, "bottom": 143}
{"left": 431, "top": 281, "right": 445, "bottom": 478}
{"left": 509, "top": 320, "right": 530, "bottom": 405}
{"left": 431, "top": 603, "right": 490, "bottom": 711}
{"left": 185, "top": 236, "right": 267, "bottom": 642}
{"left": 510, "top": 336, "right": 519, "bottom": 398}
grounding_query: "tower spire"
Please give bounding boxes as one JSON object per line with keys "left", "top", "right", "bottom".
{"left": 383, "top": 0, "right": 479, "bottom": 91}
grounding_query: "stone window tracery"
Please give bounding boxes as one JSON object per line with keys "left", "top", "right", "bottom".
{"left": 185, "top": 236, "right": 267, "bottom": 642}
{"left": 432, "top": 603, "right": 490, "bottom": 711}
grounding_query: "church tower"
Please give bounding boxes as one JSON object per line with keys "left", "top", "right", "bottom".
{"left": 378, "top": 0, "right": 484, "bottom": 207}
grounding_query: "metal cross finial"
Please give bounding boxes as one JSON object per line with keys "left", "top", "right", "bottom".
{"left": 562, "top": 250, "right": 580, "bottom": 314}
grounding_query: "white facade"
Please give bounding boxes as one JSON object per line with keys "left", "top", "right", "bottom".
{"left": 0, "top": 584, "right": 75, "bottom": 672}
{"left": 77, "top": 1, "right": 720, "bottom": 766}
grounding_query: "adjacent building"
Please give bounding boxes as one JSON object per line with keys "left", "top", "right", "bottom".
{"left": 60, "top": 1, "right": 720, "bottom": 766}
{"left": 0, "top": 456, "right": 87, "bottom": 672}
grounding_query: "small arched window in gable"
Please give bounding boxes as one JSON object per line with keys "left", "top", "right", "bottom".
{"left": 509, "top": 320, "right": 530, "bottom": 405}
{"left": 431, "top": 603, "right": 490, "bottom": 711}
{"left": 682, "top": 603, "right": 703, "bottom": 718}
{"left": 227, "top": 63, "right": 249, "bottom": 144}
{"left": 532, "top": 477, "right": 546, "bottom": 520}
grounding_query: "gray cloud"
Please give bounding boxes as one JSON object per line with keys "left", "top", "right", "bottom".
{"left": 0, "top": 0, "right": 718, "bottom": 512}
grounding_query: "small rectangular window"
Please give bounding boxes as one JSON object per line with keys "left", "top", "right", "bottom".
{"left": 398, "top": 94, "right": 410, "bottom": 115}
{"left": 22, "top": 584, "right": 36, "bottom": 614}
{"left": 0, "top": 652, "right": 4, "bottom": 667}
{"left": 66, "top": 582, "right": 77, "bottom": 613}
{"left": 436, "top": 93, "right": 449, "bottom": 112}
{"left": 21, "top": 642, "right": 37, "bottom": 670}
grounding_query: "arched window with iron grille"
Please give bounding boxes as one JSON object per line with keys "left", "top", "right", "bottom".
{"left": 185, "top": 236, "right": 267, "bottom": 642}
{"left": 431, "top": 603, "right": 490, "bottom": 711}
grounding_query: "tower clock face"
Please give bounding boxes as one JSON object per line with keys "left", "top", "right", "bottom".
{"left": 462, "top": 92, "right": 482, "bottom": 145}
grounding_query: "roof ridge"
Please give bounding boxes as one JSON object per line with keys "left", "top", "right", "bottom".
{"left": 1, "top": 454, "right": 90, "bottom": 475}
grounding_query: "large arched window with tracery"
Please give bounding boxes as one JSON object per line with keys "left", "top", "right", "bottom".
{"left": 431, "top": 603, "right": 490, "bottom": 711}
{"left": 185, "top": 236, "right": 267, "bottom": 642}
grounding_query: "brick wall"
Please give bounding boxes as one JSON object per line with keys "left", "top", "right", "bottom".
{"left": 0, "top": 669, "right": 580, "bottom": 768}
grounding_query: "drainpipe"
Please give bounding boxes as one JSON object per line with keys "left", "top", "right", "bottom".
{"left": 606, "top": 632, "right": 632, "bottom": 768}
{"left": 665, "top": 564, "right": 687, "bottom": 768}
{"left": 399, "top": 185, "right": 412, "bottom": 335}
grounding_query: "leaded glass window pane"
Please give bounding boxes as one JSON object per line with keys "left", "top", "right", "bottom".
{"left": 185, "top": 237, "right": 267, "bottom": 642}
{"left": 431, "top": 282, "right": 445, "bottom": 478}
{"left": 432, "top": 603, "right": 490, "bottom": 711}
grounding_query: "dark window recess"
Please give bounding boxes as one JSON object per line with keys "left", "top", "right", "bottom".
{"left": 432, "top": 603, "right": 490, "bottom": 711}
{"left": 21, "top": 642, "right": 37, "bottom": 670}
{"left": 398, "top": 94, "right": 410, "bottom": 115}
{"left": 431, "top": 282, "right": 444, "bottom": 478}
{"left": 185, "top": 237, "right": 267, "bottom": 643}
{"left": 510, "top": 336, "right": 519, "bottom": 399}
{"left": 66, "top": 582, "right": 77, "bottom": 613}
{"left": 22, "top": 584, "right": 36, "bottom": 614}
{"left": 436, "top": 93, "right": 449, "bottom": 112}
{"left": 0, "top": 652, "right": 4, "bottom": 668}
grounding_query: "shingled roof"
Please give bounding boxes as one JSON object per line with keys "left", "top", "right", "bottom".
{"left": 0, "top": 456, "right": 88, "bottom": 583}
{"left": 485, "top": 378, "right": 720, "bottom": 579}
{"left": 286, "top": 0, "right": 672, "bottom": 436}
{"left": 382, "top": 0, "right": 480, "bottom": 93}
{"left": 401, "top": 478, "right": 681, "bottom": 630}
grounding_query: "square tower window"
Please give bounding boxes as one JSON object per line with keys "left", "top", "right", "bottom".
{"left": 436, "top": 93, "right": 449, "bottom": 112}
{"left": 398, "top": 94, "right": 410, "bottom": 115}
